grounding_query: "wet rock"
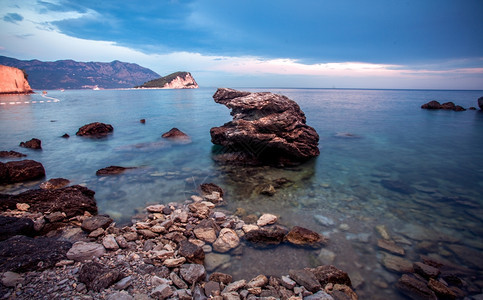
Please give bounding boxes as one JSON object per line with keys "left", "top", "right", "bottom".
{"left": 200, "top": 183, "right": 224, "bottom": 197}
{"left": 204, "top": 280, "right": 221, "bottom": 297}
{"left": 1, "top": 159, "right": 45, "bottom": 184}
{"left": 194, "top": 219, "right": 220, "bottom": 243}
{"left": 78, "top": 261, "right": 122, "bottom": 292}
{"left": 0, "top": 150, "right": 26, "bottom": 158}
{"left": 81, "top": 215, "right": 113, "bottom": 232}
{"left": 421, "top": 100, "right": 442, "bottom": 109}
{"left": 247, "top": 274, "right": 268, "bottom": 288}
{"left": 377, "top": 239, "right": 405, "bottom": 256}
{"left": 311, "top": 265, "right": 352, "bottom": 286}
{"left": 0, "top": 185, "right": 97, "bottom": 218}
{"left": 224, "top": 279, "right": 246, "bottom": 292}
{"left": 0, "top": 216, "right": 35, "bottom": 241}
{"left": 245, "top": 225, "right": 288, "bottom": 246}
{"left": 478, "top": 96, "right": 483, "bottom": 110}
{"left": 103, "top": 234, "right": 120, "bottom": 250}
{"left": 257, "top": 213, "right": 278, "bottom": 226}
{"left": 76, "top": 122, "right": 113, "bottom": 137}
{"left": 413, "top": 262, "right": 440, "bottom": 279}
{"left": 314, "top": 215, "right": 335, "bottom": 227}
{"left": 381, "top": 253, "right": 413, "bottom": 273}
{"left": 421, "top": 100, "right": 466, "bottom": 112}
{"left": 396, "top": 274, "right": 437, "bottom": 300}
{"left": 285, "top": 226, "right": 326, "bottom": 248}
{"left": 375, "top": 224, "right": 391, "bottom": 240}
{"left": 0, "top": 235, "right": 72, "bottom": 272}
{"left": 209, "top": 272, "right": 233, "bottom": 284}
{"left": 40, "top": 178, "right": 70, "bottom": 190}
{"left": 66, "top": 241, "right": 106, "bottom": 262}
{"left": 289, "top": 269, "right": 321, "bottom": 293}
{"left": 178, "top": 240, "right": 205, "bottom": 264}
{"left": 180, "top": 263, "right": 206, "bottom": 284}
{"left": 161, "top": 127, "right": 190, "bottom": 142}
{"left": 259, "top": 184, "right": 276, "bottom": 196}
{"left": 19, "top": 138, "right": 42, "bottom": 150}
{"left": 210, "top": 88, "right": 320, "bottom": 166}
{"left": 140, "top": 119, "right": 146, "bottom": 124}
{"left": 61, "top": 133, "right": 70, "bottom": 138}
{"left": 428, "top": 278, "right": 456, "bottom": 299}
{"left": 213, "top": 228, "right": 240, "bottom": 253}
{"left": 96, "top": 166, "right": 134, "bottom": 176}
{"left": 381, "top": 179, "right": 414, "bottom": 194}
{"left": 189, "top": 202, "right": 212, "bottom": 219}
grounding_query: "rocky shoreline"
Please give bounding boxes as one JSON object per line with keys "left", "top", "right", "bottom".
{"left": 0, "top": 182, "right": 357, "bottom": 300}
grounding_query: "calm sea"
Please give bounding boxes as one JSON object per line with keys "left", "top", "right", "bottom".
{"left": 1, "top": 88, "right": 482, "bottom": 299}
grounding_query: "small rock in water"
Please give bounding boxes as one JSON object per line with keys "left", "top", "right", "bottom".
{"left": 318, "top": 248, "right": 336, "bottom": 265}
{"left": 257, "top": 213, "right": 278, "bottom": 226}
{"left": 377, "top": 239, "right": 405, "bottom": 256}
{"left": 375, "top": 224, "right": 391, "bottom": 240}
{"left": 314, "top": 214, "right": 335, "bottom": 227}
{"left": 381, "top": 253, "right": 413, "bottom": 273}
{"left": 213, "top": 228, "right": 240, "bottom": 253}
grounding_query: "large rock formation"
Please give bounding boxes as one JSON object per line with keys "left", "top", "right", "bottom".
{"left": 210, "top": 88, "right": 320, "bottom": 166}
{"left": 478, "top": 96, "right": 483, "bottom": 110}
{"left": 136, "top": 72, "right": 198, "bottom": 89}
{"left": 0, "top": 65, "right": 33, "bottom": 94}
{"left": 0, "top": 160, "right": 45, "bottom": 184}
{"left": 421, "top": 100, "right": 465, "bottom": 111}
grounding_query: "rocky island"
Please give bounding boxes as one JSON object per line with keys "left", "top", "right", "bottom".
{"left": 0, "top": 65, "right": 34, "bottom": 94}
{"left": 136, "top": 72, "right": 198, "bottom": 89}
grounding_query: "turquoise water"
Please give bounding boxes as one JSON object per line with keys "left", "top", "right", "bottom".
{"left": 1, "top": 88, "right": 482, "bottom": 299}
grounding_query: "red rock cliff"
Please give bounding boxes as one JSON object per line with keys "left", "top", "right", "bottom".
{"left": 0, "top": 65, "right": 34, "bottom": 94}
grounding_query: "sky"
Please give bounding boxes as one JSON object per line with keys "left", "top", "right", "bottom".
{"left": 1, "top": 0, "right": 483, "bottom": 89}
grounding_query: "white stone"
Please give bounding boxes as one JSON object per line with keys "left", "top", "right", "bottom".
{"left": 257, "top": 213, "right": 277, "bottom": 226}
{"left": 213, "top": 228, "right": 240, "bottom": 253}
{"left": 242, "top": 224, "right": 259, "bottom": 233}
{"left": 146, "top": 204, "right": 165, "bottom": 213}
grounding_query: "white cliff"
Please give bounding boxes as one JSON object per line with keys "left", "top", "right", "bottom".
{"left": 0, "top": 65, "right": 34, "bottom": 94}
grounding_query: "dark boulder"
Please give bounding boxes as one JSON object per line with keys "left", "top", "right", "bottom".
{"left": 478, "top": 96, "right": 483, "bottom": 110}
{"left": 311, "top": 265, "right": 352, "bottom": 286}
{"left": 288, "top": 269, "right": 321, "bottom": 293}
{"left": 200, "top": 183, "right": 224, "bottom": 197}
{"left": 421, "top": 100, "right": 442, "bottom": 109}
{"left": 61, "top": 133, "right": 70, "bottom": 138}
{"left": 0, "top": 185, "right": 97, "bottom": 218}
{"left": 78, "top": 262, "right": 122, "bottom": 292}
{"left": 162, "top": 127, "right": 189, "bottom": 140}
{"left": 0, "top": 235, "right": 72, "bottom": 272}
{"left": 178, "top": 240, "right": 205, "bottom": 264}
{"left": 0, "top": 216, "right": 35, "bottom": 241}
{"left": 19, "top": 138, "right": 42, "bottom": 150}
{"left": 81, "top": 215, "right": 113, "bottom": 232}
{"left": 210, "top": 88, "right": 319, "bottom": 166}
{"left": 0, "top": 160, "right": 45, "bottom": 184}
{"left": 396, "top": 274, "right": 437, "bottom": 300}
{"left": 96, "top": 166, "right": 134, "bottom": 176}
{"left": 441, "top": 102, "right": 456, "bottom": 110}
{"left": 0, "top": 150, "right": 26, "bottom": 158}
{"left": 244, "top": 225, "right": 288, "bottom": 247}
{"left": 76, "top": 122, "right": 113, "bottom": 137}
{"left": 285, "top": 226, "right": 326, "bottom": 248}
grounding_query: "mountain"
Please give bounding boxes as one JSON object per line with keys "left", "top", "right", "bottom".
{"left": 0, "top": 56, "right": 160, "bottom": 90}
{"left": 136, "top": 71, "right": 198, "bottom": 89}
{"left": 0, "top": 65, "right": 33, "bottom": 94}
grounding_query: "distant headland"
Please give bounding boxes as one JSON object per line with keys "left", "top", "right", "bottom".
{"left": 135, "top": 72, "right": 199, "bottom": 89}
{"left": 0, "top": 65, "right": 34, "bottom": 94}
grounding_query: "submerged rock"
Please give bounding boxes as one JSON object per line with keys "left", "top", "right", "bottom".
{"left": 478, "top": 96, "right": 483, "bottom": 110}
{"left": 0, "top": 150, "right": 27, "bottom": 158}
{"left": 244, "top": 225, "right": 288, "bottom": 247}
{"left": 285, "top": 226, "right": 326, "bottom": 248}
{"left": 396, "top": 274, "right": 437, "bottom": 300}
{"left": 0, "top": 159, "right": 45, "bottom": 184}
{"left": 40, "top": 178, "right": 70, "bottom": 190}
{"left": 19, "top": 138, "right": 42, "bottom": 149}
{"left": 161, "top": 128, "right": 190, "bottom": 142}
{"left": 76, "top": 122, "right": 113, "bottom": 137}
{"left": 96, "top": 166, "right": 134, "bottom": 176}
{"left": 210, "top": 88, "right": 320, "bottom": 166}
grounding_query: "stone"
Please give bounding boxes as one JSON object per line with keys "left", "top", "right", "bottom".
{"left": 200, "top": 182, "right": 224, "bottom": 197}
{"left": 311, "top": 265, "right": 352, "bottom": 286}
{"left": 421, "top": 100, "right": 442, "bottom": 109}
{"left": 478, "top": 96, "right": 483, "bottom": 110}
{"left": 304, "top": 291, "right": 334, "bottom": 300}
{"left": 260, "top": 184, "right": 276, "bottom": 196}
{"left": 289, "top": 269, "right": 321, "bottom": 293}
{"left": 285, "top": 226, "right": 326, "bottom": 248}
{"left": 78, "top": 262, "right": 121, "bottom": 292}
{"left": 66, "top": 241, "right": 106, "bottom": 262}
{"left": 377, "top": 239, "right": 405, "bottom": 255}
{"left": 204, "top": 280, "right": 221, "bottom": 297}
{"left": 428, "top": 278, "right": 456, "bottom": 299}
{"left": 170, "top": 272, "right": 188, "bottom": 289}
{"left": 381, "top": 253, "right": 413, "bottom": 273}
{"left": 210, "top": 88, "right": 320, "bottom": 166}
{"left": 0, "top": 185, "right": 97, "bottom": 218}
{"left": 332, "top": 284, "right": 358, "bottom": 300}
{"left": 40, "top": 178, "right": 70, "bottom": 190}
{"left": 114, "top": 276, "right": 133, "bottom": 290}
{"left": 61, "top": 133, "right": 70, "bottom": 138}
{"left": 257, "top": 213, "right": 278, "bottom": 226}
{"left": 140, "top": 119, "right": 146, "bottom": 124}
{"left": 81, "top": 215, "right": 113, "bottom": 232}
{"left": 0, "top": 150, "right": 26, "bottom": 158}
{"left": 16, "top": 203, "right": 30, "bottom": 211}
{"left": 209, "top": 272, "right": 233, "bottom": 284}
{"left": 224, "top": 279, "right": 246, "bottom": 292}
{"left": 281, "top": 275, "right": 297, "bottom": 289}
{"left": 76, "top": 122, "right": 113, "bottom": 137}
{"left": 103, "top": 234, "right": 120, "bottom": 250}
{"left": 314, "top": 215, "right": 335, "bottom": 227}
{"left": 421, "top": 100, "right": 466, "bottom": 112}
{"left": 178, "top": 240, "right": 205, "bottom": 264}
{"left": 213, "top": 228, "right": 240, "bottom": 253}
{"left": 45, "top": 211, "right": 66, "bottom": 222}
{"left": 1, "top": 271, "right": 23, "bottom": 287}
{"left": 318, "top": 248, "right": 336, "bottom": 265}
{"left": 107, "top": 292, "right": 133, "bottom": 300}
{"left": 396, "top": 274, "right": 437, "bottom": 300}
{"left": 0, "top": 216, "right": 35, "bottom": 241}
{"left": 413, "top": 262, "right": 440, "bottom": 279}
{"left": 161, "top": 128, "right": 190, "bottom": 141}
{"left": 0, "top": 235, "right": 72, "bottom": 272}
{"left": 247, "top": 274, "right": 268, "bottom": 288}
{"left": 179, "top": 263, "right": 206, "bottom": 284}
{"left": 137, "top": 229, "right": 157, "bottom": 238}
{"left": 19, "top": 138, "right": 42, "bottom": 149}
{"left": 447, "top": 244, "right": 483, "bottom": 268}
{"left": 189, "top": 202, "right": 212, "bottom": 219}
{"left": 242, "top": 224, "right": 259, "bottom": 233}
{"left": 163, "top": 257, "right": 186, "bottom": 267}
{"left": 151, "top": 283, "right": 174, "bottom": 299}
{"left": 221, "top": 292, "right": 241, "bottom": 300}
{"left": 244, "top": 225, "right": 288, "bottom": 246}
{"left": 375, "top": 225, "right": 391, "bottom": 240}
{"left": 194, "top": 219, "right": 220, "bottom": 243}
{"left": 96, "top": 166, "right": 134, "bottom": 176}
{"left": 146, "top": 204, "right": 164, "bottom": 213}
{"left": 1, "top": 159, "right": 45, "bottom": 183}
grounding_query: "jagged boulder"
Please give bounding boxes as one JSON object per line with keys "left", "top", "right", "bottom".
{"left": 76, "top": 122, "right": 113, "bottom": 137}
{"left": 0, "top": 160, "right": 45, "bottom": 184}
{"left": 210, "top": 88, "right": 320, "bottom": 166}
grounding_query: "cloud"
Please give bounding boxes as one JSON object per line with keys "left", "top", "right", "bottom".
{"left": 3, "top": 13, "right": 23, "bottom": 23}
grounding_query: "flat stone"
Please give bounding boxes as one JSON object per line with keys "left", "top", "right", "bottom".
{"left": 221, "top": 292, "right": 241, "bottom": 300}
{"left": 96, "top": 166, "right": 133, "bottom": 176}
{"left": 1, "top": 271, "right": 23, "bottom": 287}
{"left": 289, "top": 269, "right": 321, "bottom": 293}
{"left": 244, "top": 225, "right": 288, "bottom": 247}
{"left": 311, "top": 265, "right": 352, "bottom": 286}
{"left": 146, "top": 204, "right": 165, "bottom": 213}
{"left": 178, "top": 240, "right": 205, "bottom": 264}
{"left": 318, "top": 248, "right": 336, "bottom": 265}
{"left": 180, "top": 263, "right": 206, "bottom": 284}
{"left": 375, "top": 225, "right": 391, "bottom": 240}
{"left": 103, "top": 235, "right": 120, "bottom": 250}
{"left": 285, "top": 226, "right": 325, "bottom": 248}
{"left": 428, "top": 278, "right": 456, "bottom": 299}
{"left": 213, "top": 228, "right": 240, "bottom": 253}
{"left": 246, "top": 274, "right": 268, "bottom": 288}
{"left": 377, "top": 239, "right": 405, "bottom": 256}
{"left": 257, "top": 213, "right": 277, "bottom": 226}
{"left": 66, "top": 241, "right": 106, "bottom": 262}
{"left": 151, "top": 283, "right": 174, "bottom": 299}
{"left": 194, "top": 219, "right": 220, "bottom": 243}
{"left": 413, "top": 262, "right": 440, "bottom": 279}
{"left": 280, "top": 275, "right": 296, "bottom": 289}
{"left": 224, "top": 279, "right": 246, "bottom": 292}
{"left": 396, "top": 274, "right": 437, "bottom": 300}
{"left": 78, "top": 261, "right": 121, "bottom": 292}
{"left": 89, "top": 227, "right": 105, "bottom": 238}
{"left": 381, "top": 253, "right": 413, "bottom": 273}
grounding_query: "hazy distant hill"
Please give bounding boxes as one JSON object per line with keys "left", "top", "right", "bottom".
{"left": 0, "top": 56, "right": 160, "bottom": 90}
{"left": 136, "top": 71, "right": 198, "bottom": 89}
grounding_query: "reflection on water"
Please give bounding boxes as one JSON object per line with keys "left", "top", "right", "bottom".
{"left": 1, "top": 88, "right": 482, "bottom": 299}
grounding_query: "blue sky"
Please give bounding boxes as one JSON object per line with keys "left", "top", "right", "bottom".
{"left": 1, "top": 0, "right": 483, "bottom": 89}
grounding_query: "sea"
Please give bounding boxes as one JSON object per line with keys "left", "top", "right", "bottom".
{"left": 1, "top": 88, "right": 482, "bottom": 299}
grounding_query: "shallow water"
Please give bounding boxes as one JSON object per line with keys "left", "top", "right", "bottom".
{"left": 1, "top": 88, "right": 482, "bottom": 298}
